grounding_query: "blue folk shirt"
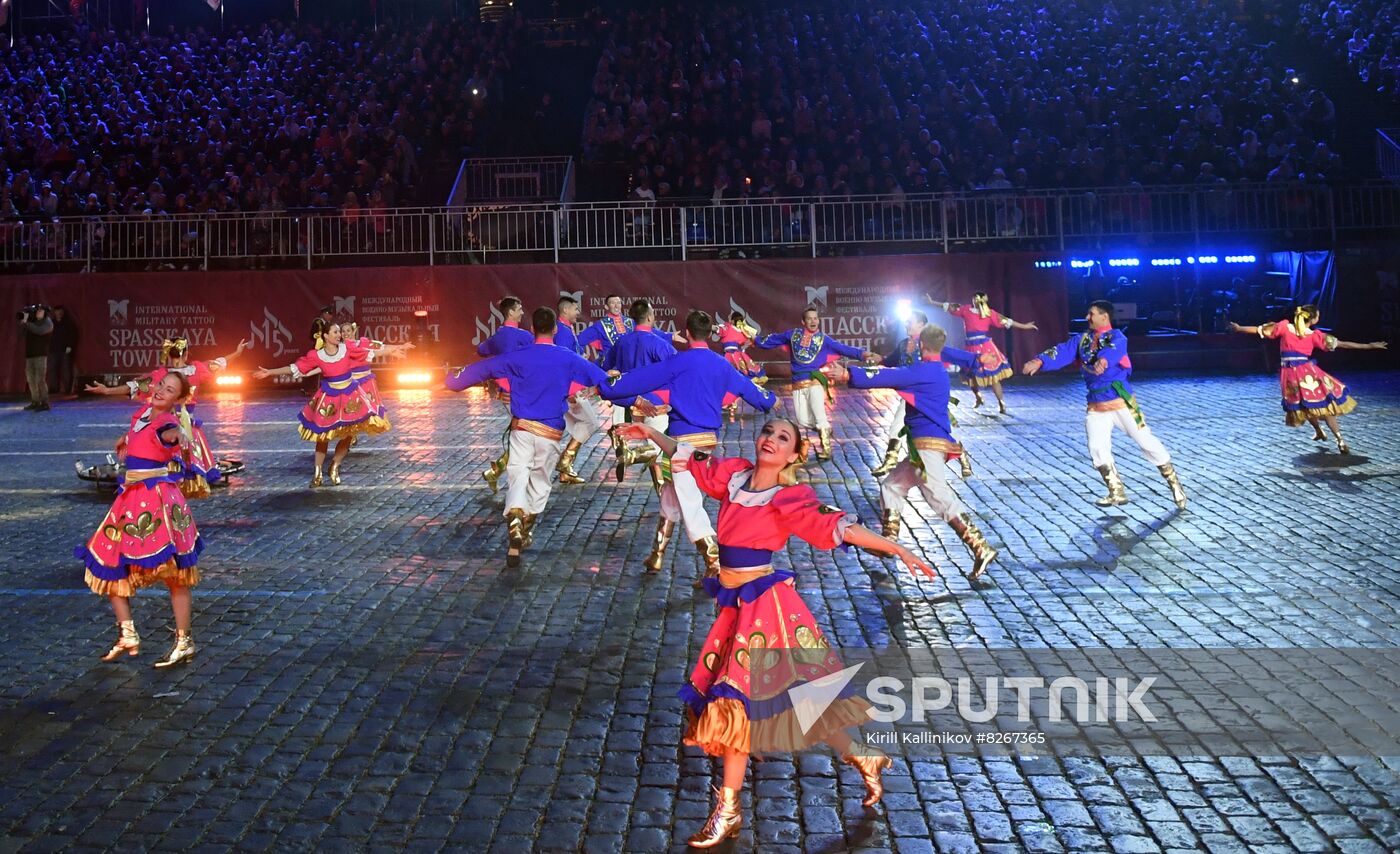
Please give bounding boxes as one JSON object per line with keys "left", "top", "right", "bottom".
{"left": 849, "top": 351, "right": 972, "bottom": 441}
{"left": 1036, "top": 327, "right": 1135, "bottom": 405}
{"left": 447, "top": 340, "right": 610, "bottom": 429}
{"left": 554, "top": 323, "right": 582, "bottom": 355}
{"left": 578, "top": 314, "right": 634, "bottom": 358}
{"left": 477, "top": 322, "right": 534, "bottom": 358}
{"left": 602, "top": 325, "right": 677, "bottom": 372}
{"left": 755, "top": 328, "right": 864, "bottom": 377}
{"left": 602, "top": 344, "right": 777, "bottom": 436}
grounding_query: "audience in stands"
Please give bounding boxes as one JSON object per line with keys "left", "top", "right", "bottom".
{"left": 1300, "top": 0, "right": 1400, "bottom": 99}
{"left": 582, "top": 1, "right": 1345, "bottom": 199}
{"left": 0, "top": 17, "right": 522, "bottom": 228}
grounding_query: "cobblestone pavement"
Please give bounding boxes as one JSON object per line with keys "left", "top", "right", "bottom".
{"left": 1, "top": 371, "right": 1398, "bottom": 853}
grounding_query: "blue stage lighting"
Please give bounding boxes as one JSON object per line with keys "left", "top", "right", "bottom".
{"left": 1108, "top": 258, "right": 1140, "bottom": 267}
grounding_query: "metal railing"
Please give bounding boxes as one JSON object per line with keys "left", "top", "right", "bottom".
{"left": 446, "top": 156, "right": 576, "bottom": 206}
{"left": 4, "top": 182, "right": 1399, "bottom": 272}
{"left": 1379, "top": 129, "right": 1400, "bottom": 184}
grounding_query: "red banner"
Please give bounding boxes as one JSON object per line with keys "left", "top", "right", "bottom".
{"left": 1, "top": 254, "right": 1067, "bottom": 392}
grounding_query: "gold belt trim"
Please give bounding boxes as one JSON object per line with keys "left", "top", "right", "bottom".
{"left": 1087, "top": 398, "right": 1129, "bottom": 413}
{"left": 912, "top": 437, "right": 963, "bottom": 455}
{"left": 672, "top": 431, "right": 719, "bottom": 449}
{"left": 125, "top": 464, "right": 178, "bottom": 482}
{"left": 324, "top": 377, "right": 355, "bottom": 390}
{"left": 718, "top": 565, "right": 774, "bottom": 588}
{"left": 510, "top": 418, "right": 564, "bottom": 441}
{"left": 791, "top": 379, "right": 821, "bottom": 391}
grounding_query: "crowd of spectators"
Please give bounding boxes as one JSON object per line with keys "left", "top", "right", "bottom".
{"left": 582, "top": 0, "right": 1346, "bottom": 203}
{"left": 0, "top": 16, "right": 523, "bottom": 229}
{"left": 1300, "top": 0, "right": 1400, "bottom": 99}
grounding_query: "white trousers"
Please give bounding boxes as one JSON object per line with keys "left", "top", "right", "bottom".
{"left": 659, "top": 469, "right": 717, "bottom": 542}
{"left": 881, "top": 458, "right": 966, "bottom": 522}
{"left": 793, "top": 384, "right": 829, "bottom": 430}
{"left": 505, "top": 430, "right": 561, "bottom": 516}
{"left": 1086, "top": 407, "right": 1171, "bottom": 468}
{"left": 880, "top": 397, "right": 907, "bottom": 444}
{"left": 565, "top": 394, "right": 602, "bottom": 444}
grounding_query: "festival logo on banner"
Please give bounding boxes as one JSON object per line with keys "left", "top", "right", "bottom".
{"left": 249, "top": 307, "right": 296, "bottom": 359}
{"left": 472, "top": 300, "right": 507, "bottom": 347}
{"left": 107, "top": 298, "right": 220, "bottom": 370}
{"left": 713, "top": 297, "right": 761, "bottom": 338}
{"left": 814, "top": 282, "right": 894, "bottom": 352}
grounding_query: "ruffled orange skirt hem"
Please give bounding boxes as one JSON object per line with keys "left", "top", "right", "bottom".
{"left": 1284, "top": 396, "right": 1356, "bottom": 426}
{"left": 684, "top": 696, "right": 873, "bottom": 756}
{"left": 85, "top": 563, "right": 201, "bottom": 597}
{"left": 298, "top": 414, "right": 391, "bottom": 443}
{"left": 967, "top": 365, "right": 1013, "bottom": 386}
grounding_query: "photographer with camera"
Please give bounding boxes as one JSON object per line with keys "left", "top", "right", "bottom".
{"left": 17, "top": 304, "right": 53, "bottom": 411}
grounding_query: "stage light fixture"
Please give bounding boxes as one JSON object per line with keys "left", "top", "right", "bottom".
{"left": 214, "top": 374, "right": 243, "bottom": 387}
{"left": 1107, "top": 258, "right": 1140, "bottom": 267}
{"left": 1196, "top": 255, "right": 1219, "bottom": 264}
{"left": 1032, "top": 260, "right": 1063, "bottom": 269}
{"left": 894, "top": 299, "right": 912, "bottom": 322}
{"left": 1149, "top": 258, "right": 1182, "bottom": 266}
{"left": 398, "top": 371, "right": 433, "bottom": 386}
{"left": 1069, "top": 259, "right": 1094, "bottom": 269}
{"left": 1224, "top": 254, "right": 1256, "bottom": 264}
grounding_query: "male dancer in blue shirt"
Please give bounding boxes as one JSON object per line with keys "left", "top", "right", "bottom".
{"left": 603, "top": 310, "right": 776, "bottom": 582}
{"left": 604, "top": 299, "right": 678, "bottom": 481}
{"left": 843, "top": 324, "right": 997, "bottom": 579}
{"left": 755, "top": 306, "right": 878, "bottom": 460}
{"left": 553, "top": 294, "right": 602, "bottom": 484}
{"left": 447, "top": 307, "right": 611, "bottom": 566}
{"left": 476, "top": 297, "right": 534, "bottom": 493}
{"left": 1022, "top": 300, "right": 1186, "bottom": 509}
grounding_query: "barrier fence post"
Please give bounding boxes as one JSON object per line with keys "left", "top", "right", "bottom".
{"left": 941, "top": 196, "right": 950, "bottom": 253}
{"left": 679, "top": 207, "right": 687, "bottom": 261}
{"left": 306, "top": 216, "right": 313, "bottom": 270}
{"left": 1056, "top": 195, "right": 1065, "bottom": 252}
{"left": 809, "top": 203, "right": 818, "bottom": 258}
{"left": 552, "top": 208, "right": 560, "bottom": 264}
{"left": 429, "top": 212, "right": 436, "bottom": 266}
{"left": 85, "top": 220, "right": 93, "bottom": 271}
{"left": 202, "top": 218, "right": 210, "bottom": 271}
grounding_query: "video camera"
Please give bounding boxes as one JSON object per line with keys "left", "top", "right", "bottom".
{"left": 16, "top": 304, "right": 49, "bottom": 322}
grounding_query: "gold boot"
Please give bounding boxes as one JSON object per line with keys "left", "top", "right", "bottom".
{"left": 310, "top": 467, "right": 324, "bottom": 488}
{"left": 693, "top": 536, "right": 721, "bottom": 589}
{"left": 997, "top": 398, "right": 1007, "bottom": 415}
{"left": 959, "top": 450, "right": 974, "bottom": 479}
{"left": 611, "top": 431, "right": 628, "bottom": 483}
{"left": 643, "top": 519, "right": 676, "bottom": 573}
{"left": 505, "top": 508, "right": 527, "bottom": 567}
{"left": 949, "top": 512, "right": 998, "bottom": 580}
{"left": 483, "top": 450, "right": 508, "bottom": 494}
{"left": 1094, "top": 464, "right": 1128, "bottom": 506}
{"left": 842, "top": 747, "right": 893, "bottom": 808}
{"left": 871, "top": 438, "right": 901, "bottom": 476}
{"left": 328, "top": 460, "right": 342, "bottom": 486}
{"left": 153, "top": 630, "right": 195, "bottom": 669}
{"left": 557, "top": 439, "right": 585, "bottom": 484}
{"left": 101, "top": 619, "right": 140, "bottom": 661}
{"left": 880, "top": 508, "right": 901, "bottom": 539}
{"left": 1157, "top": 463, "right": 1187, "bottom": 510}
{"left": 816, "top": 427, "right": 834, "bottom": 461}
{"left": 521, "top": 513, "right": 537, "bottom": 549}
{"left": 687, "top": 786, "right": 742, "bottom": 848}
{"left": 1336, "top": 435, "right": 1351, "bottom": 455}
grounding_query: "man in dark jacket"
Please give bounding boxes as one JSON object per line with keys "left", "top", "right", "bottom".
{"left": 19, "top": 305, "right": 53, "bottom": 411}
{"left": 48, "top": 305, "right": 78, "bottom": 396}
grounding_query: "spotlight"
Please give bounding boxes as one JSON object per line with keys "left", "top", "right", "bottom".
{"left": 397, "top": 371, "right": 433, "bottom": 387}
{"left": 1108, "top": 258, "right": 1140, "bottom": 267}
{"left": 894, "top": 299, "right": 912, "bottom": 322}
{"left": 1197, "top": 255, "right": 1219, "bottom": 264}
{"left": 214, "top": 374, "right": 243, "bottom": 387}
{"left": 1070, "top": 259, "right": 1094, "bottom": 269}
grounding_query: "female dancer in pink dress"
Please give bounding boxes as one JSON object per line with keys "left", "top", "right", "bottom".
{"left": 1230, "top": 306, "right": 1386, "bottom": 453}
{"left": 77, "top": 372, "right": 204, "bottom": 668}
{"left": 85, "top": 336, "right": 250, "bottom": 498}
{"left": 616, "top": 417, "right": 935, "bottom": 847}
{"left": 931, "top": 292, "right": 1038, "bottom": 413}
{"left": 253, "top": 320, "right": 413, "bottom": 485}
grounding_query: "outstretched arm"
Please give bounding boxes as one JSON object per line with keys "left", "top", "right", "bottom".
{"left": 1334, "top": 339, "right": 1389, "bottom": 349}
{"left": 84, "top": 380, "right": 140, "bottom": 396}
{"left": 214, "top": 338, "right": 252, "bottom": 366}
{"left": 1228, "top": 322, "right": 1261, "bottom": 335}
{"left": 1006, "top": 318, "right": 1038, "bottom": 331}
{"left": 615, "top": 423, "right": 677, "bottom": 456}
{"left": 842, "top": 524, "right": 936, "bottom": 579}
{"left": 252, "top": 363, "right": 296, "bottom": 379}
